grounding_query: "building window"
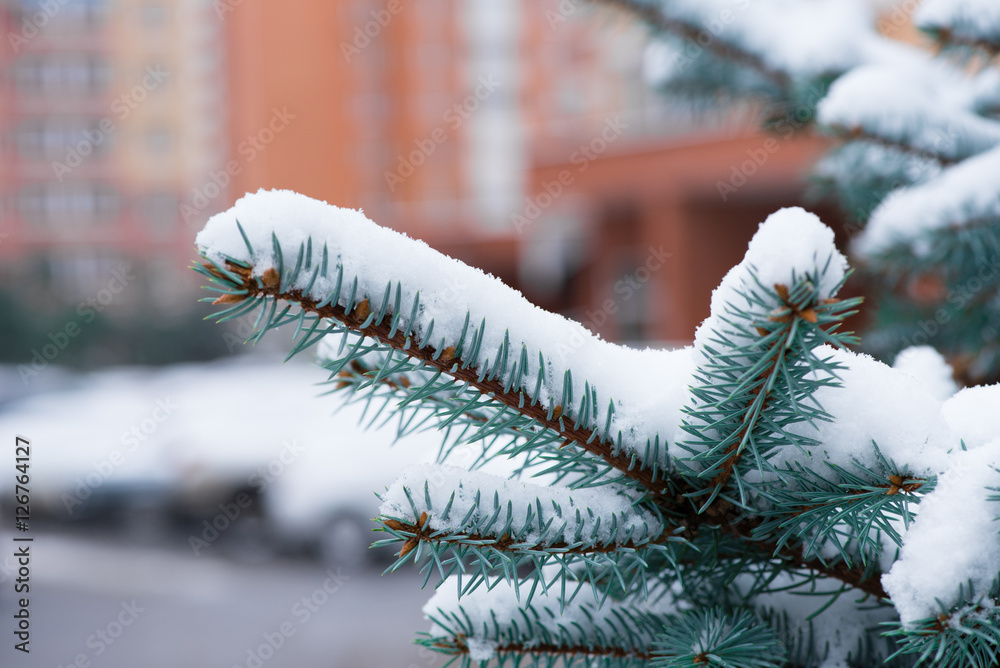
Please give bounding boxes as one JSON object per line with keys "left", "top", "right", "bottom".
{"left": 18, "top": 182, "right": 120, "bottom": 228}
{"left": 139, "top": 2, "right": 168, "bottom": 28}
{"left": 14, "top": 117, "right": 112, "bottom": 162}
{"left": 13, "top": 0, "right": 110, "bottom": 29}
{"left": 145, "top": 127, "right": 173, "bottom": 155}
{"left": 142, "top": 192, "right": 178, "bottom": 237}
{"left": 13, "top": 54, "right": 111, "bottom": 96}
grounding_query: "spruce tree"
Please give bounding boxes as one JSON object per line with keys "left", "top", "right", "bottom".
{"left": 596, "top": 0, "right": 1000, "bottom": 384}
{"left": 194, "top": 190, "right": 1000, "bottom": 667}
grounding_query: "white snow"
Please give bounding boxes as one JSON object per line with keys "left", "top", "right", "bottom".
{"left": 379, "top": 464, "right": 663, "bottom": 547}
{"left": 779, "top": 347, "right": 958, "bottom": 479}
{"left": 423, "top": 576, "right": 675, "bottom": 660}
{"left": 648, "top": 0, "right": 877, "bottom": 77}
{"left": 0, "top": 358, "right": 442, "bottom": 532}
{"left": 942, "top": 385, "right": 1000, "bottom": 451}
{"left": 916, "top": 0, "right": 1000, "bottom": 43}
{"left": 883, "top": 439, "right": 1000, "bottom": 625}
{"left": 691, "top": 207, "right": 846, "bottom": 371}
{"left": 855, "top": 144, "right": 1000, "bottom": 257}
{"left": 198, "top": 190, "right": 696, "bottom": 473}
{"left": 817, "top": 63, "right": 1000, "bottom": 165}
{"left": 745, "top": 572, "right": 899, "bottom": 668}
{"left": 892, "top": 346, "right": 958, "bottom": 401}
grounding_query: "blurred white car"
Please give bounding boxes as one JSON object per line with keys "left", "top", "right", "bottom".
{"left": 0, "top": 357, "right": 531, "bottom": 566}
{"left": 259, "top": 402, "right": 444, "bottom": 568}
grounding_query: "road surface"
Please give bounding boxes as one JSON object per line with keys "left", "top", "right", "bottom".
{"left": 0, "top": 530, "right": 445, "bottom": 668}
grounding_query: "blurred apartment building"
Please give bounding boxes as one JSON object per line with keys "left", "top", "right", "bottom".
{"left": 0, "top": 0, "right": 845, "bottom": 361}
{"left": 0, "top": 0, "right": 225, "bottom": 311}
{"left": 224, "top": 0, "right": 784, "bottom": 341}
{"left": 223, "top": 1, "right": 682, "bottom": 249}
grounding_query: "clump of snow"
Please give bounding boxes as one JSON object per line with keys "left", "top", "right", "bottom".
{"left": 198, "top": 190, "right": 695, "bottom": 473}
{"left": 645, "top": 0, "right": 876, "bottom": 78}
{"left": 423, "top": 576, "right": 675, "bottom": 660}
{"left": 883, "top": 439, "right": 1000, "bottom": 625}
{"left": 855, "top": 144, "right": 1000, "bottom": 257}
{"left": 777, "top": 347, "right": 957, "bottom": 479}
{"left": 817, "top": 64, "right": 1000, "bottom": 165}
{"left": 916, "top": 0, "right": 1000, "bottom": 44}
{"left": 745, "top": 572, "right": 898, "bottom": 668}
{"left": 692, "top": 207, "right": 846, "bottom": 368}
{"left": 464, "top": 638, "right": 499, "bottom": 662}
{"left": 969, "top": 67, "right": 1000, "bottom": 115}
{"left": 942, "top": 385, "right": 1000, "bottom": 450}
{"left": 379, "top": 464, "right": 663, "bottom": 547}
{"left": 892, "top": 346, "right": 958, "bottom": 401}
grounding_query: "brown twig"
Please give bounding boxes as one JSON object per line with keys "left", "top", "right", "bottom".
{"left": 830, "top": 124, "right": 959, "bottom": 166}
{"left": 205, "top": 262, "right": 888, "bottom": 600}
{"left": 206, "top": 261, "right": 666, "bottom": 493}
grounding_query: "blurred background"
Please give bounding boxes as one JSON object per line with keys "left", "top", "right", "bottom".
{"left": 0, "top": 0, "right": 919, "bottom": 666}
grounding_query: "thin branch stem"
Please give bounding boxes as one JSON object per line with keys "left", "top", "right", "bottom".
{"left": 203, "top": 262, "right": 887, "bottom": 600}
{"left": 205, "top": 261, "right": 664, "bottom": 492}
{"left": 829, "top": 124, "right": 960, "bottom": 166}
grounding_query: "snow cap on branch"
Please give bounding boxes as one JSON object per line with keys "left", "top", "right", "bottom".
{"left": 781, "top": 347, "right": 958, "bottom": 479}
{"left": 423, "top": 575, "right": 674, "bottom": 662}
{"left": 883, "top": 439, "right": 1000, "bottom": 625}
{"left": 817, "top": 63, "right": 1000, "bottom": 164}
{"left": 197, "top": 189, "right": 695, "bottom": 471}
{"left": 693, "top": 206, "right": 846, "bottom": 362}
{"left": 855, "top": 144, "right": 1000, "bottom": 258}
{"left": 379, "top": 464, "right": 663, "bottom": 548}
{"left": 645, "top": 0, "right": 875, "bottom": 78}
{"left": 943, "top": 385, "right": 1000, "bottom": 451}
{"left": 916, "top": 0, "right": 1000, "bottom": 48}
{"left": 893, "top": 345, "right": 959, "bottom": 402}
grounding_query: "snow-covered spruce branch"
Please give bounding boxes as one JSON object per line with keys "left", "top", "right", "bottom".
{"left": 677, "top": 261, "right": 861, "bottom": 503}
{"left": 420, "top": 578, "right": 674, "bottom": 667}
{"left": 817, "top": 64, "right": 1000, "bottom": 168}
{"left": 588, "top": 0, "right": 791, "bottom": 88}
{"left": 856, "top": 143, "right": 1000, "bottom": 264}
{"left": 195, "top": 192, "right": 1000, "bottom": 665}
{"left": 194, "top": 193, "right": 888, "bottom": 596}
{"left": 197, "top": 257, "right": 672, "bottom": 494}
{"left": 373, "top": 465, "right": 674, "bottom": 597}
{"left": 916, "top": 0, "right": 1000, "bottom": 59}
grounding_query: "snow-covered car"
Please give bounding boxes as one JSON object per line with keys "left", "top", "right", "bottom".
{"left": 258, "top": 403, "right": 443, "bottom": 568}
{"left": 0, "top": 359, "right": 439, "bottom": 555}
{"left": 0, "top": 367, "right": 179, "bottom": 528}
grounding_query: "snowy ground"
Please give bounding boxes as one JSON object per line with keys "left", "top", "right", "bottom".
{"left": 0, "top": 529, "right": 443, "bottom": 668}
